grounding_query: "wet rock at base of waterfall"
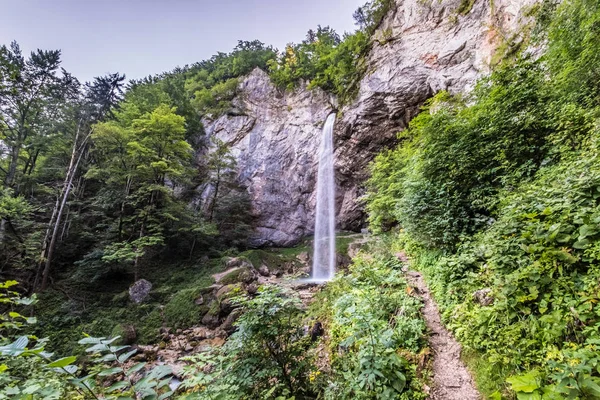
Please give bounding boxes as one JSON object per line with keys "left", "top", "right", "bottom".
{"left": 473, "top": 288, "right": 494, "bottom": 306}
{"left": 258, "top": 264, "right": 270, "bottom": 277}
{"left": 296, "top": 252, "right": 309, "bottom": 263}
{"left": 220, "top": 309, "right": 243, "bottom": 334}
{"left": 129, "top": 279, "right": 152, "bottom": 304}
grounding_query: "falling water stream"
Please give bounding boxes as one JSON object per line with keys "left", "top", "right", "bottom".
{"left": 311, "top": 113, "right": 336, "bottom": 281}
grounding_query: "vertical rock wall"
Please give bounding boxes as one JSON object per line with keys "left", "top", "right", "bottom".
{"left": 200, "top": 0, "right": 539, "bottom": 246}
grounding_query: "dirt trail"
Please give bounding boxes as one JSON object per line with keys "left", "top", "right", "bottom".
{"left": 405, "top": 270, "right": 481, "bottom": 400}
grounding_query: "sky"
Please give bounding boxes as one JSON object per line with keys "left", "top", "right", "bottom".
{"left": 1, "top": 0, "right": 365, "bottom": 83}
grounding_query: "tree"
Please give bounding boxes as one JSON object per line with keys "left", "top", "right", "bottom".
{"left": 36, "top": 73, "right": 125, "bottom": 290}
{"left": 0, "top": 42, "right": 79, "bottom": 250}
{"left": 206, "top": 137, "right": 236, "bottom": 222}
{"left": 87, "top": 104, "right": 193, "bottom": 281}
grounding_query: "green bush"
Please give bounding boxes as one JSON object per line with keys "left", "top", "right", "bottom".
{"left": 311, "top": 252, "right": 428, "bottom": 399}
{"left": 180, "top": 286, "right": 318, "bottom": 399}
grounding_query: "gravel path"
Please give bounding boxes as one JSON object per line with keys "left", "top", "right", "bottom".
{"left": 405, "top": 270, "right": 481, "bottom": 400}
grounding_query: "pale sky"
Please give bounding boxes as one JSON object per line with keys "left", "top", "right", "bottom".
{"left": 0, "top": 0, "right": 365, "bottom": 83}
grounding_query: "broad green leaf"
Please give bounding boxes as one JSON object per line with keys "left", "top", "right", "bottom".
{"left": 118, "top": 349, "right": 137, "bottom": 363}
{"left": 47, "top": 356, "right": 77, "bottom": 368}
{"left": 85, "top": 342, "right": 110, "bottom": 353}
{"left": 574, "top": 239, "right": 591, "bottom": 249}
{"left": 78, "top": 336, "right": 105, "bottom": 345}
{"left": 507, "top": 370, "right": 541, "bottom": 393}
{"left": 0, "top": 336, "right": 28, "bottom": 356}
{"left": 125, "top": 362, "right": 147, "bottom": 376}
{"left": 516, "top": 392, "right": 542, "bottom": 400}
{"left": 579, "top": 224, "right": 599, "bottom": 238}
{"left": 581, "top": 378, "right": 600, "bottom": 398}
{"left": 98, "top": 366, "right": 124, "bottom": 376}
{"left": 105, "top": 380, "right": 130, "bottom": 392}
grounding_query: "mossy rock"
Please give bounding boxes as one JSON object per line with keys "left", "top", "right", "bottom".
{"left": 199, "top": 286, "right": 217, "bottom": 296}
{"left": 219, "top": 267, "right": 255, "bottom": 285}
{"left": 110, "top": 324, "right": 137, "bottom": 345}
{"left": 164, "top": 288, "right": 204, "bottom": 330}
{"left": 206, "top": 300, "right": 220, "bottom": 317}
{"left": 216, "top": 283, "right": 243, "bottom": 302}
{"left": 239, "top": 249, "right": 287, "bottom": 270}
{"left": 137, "top": 308, "right": 164, "bottom": 344}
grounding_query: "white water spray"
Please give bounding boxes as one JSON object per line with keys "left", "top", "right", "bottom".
{"left": 312, "top": 113, "right": 336, "bottom": 281}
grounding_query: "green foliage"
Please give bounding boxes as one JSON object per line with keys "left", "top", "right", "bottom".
{"left": 0, "top": 282, "right": 168, "bottom": 399}
{"left": 268, "top": 26, "right": 370, "bottom": 104}
{"left": 180, "top": 285, "right": 318, "bottom": 399}
{"left": 310, "top": 252, "right": 428, "bottom": 399}
{"left": 546, "top": 0, "right": 600, "bottom": 106}
{"left": 164, "top": 287, "right": 204, "bottom": 329}
{"left": 184, "top": 40, "right": 276, "bottom": 117}
{"left": 457, "top": 0, "right": 477, "bottom": 15}
{"left": 368, "top": 56, "right": 551, "bottom": 251}
{"left": 0, "top": 334, "right": 173, "bottom": 399}
{"left": 268, "top": 0, "right": 393, "bottom": 102}
{"left": 364, "top": 0, "right": 600, "bottom": 397}
{"left": 353, "top": 0, "right": 394, "bottom": 34}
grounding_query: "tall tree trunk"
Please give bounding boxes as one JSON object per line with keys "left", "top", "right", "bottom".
{"left": 5, "top": 139, "right": 22, "bottom": 188}
{"left": 133, "top": 220, "right": 145, "bottom": 282}
{"left": 40, "top": 149, "right": 85, "bottom": 290}
{"left": 37, "top": 122, "right": 89, "bottom": 291}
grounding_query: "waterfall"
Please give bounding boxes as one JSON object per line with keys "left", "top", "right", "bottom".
{"left": 312, "top": 113, "right": 336, "bottom": 281}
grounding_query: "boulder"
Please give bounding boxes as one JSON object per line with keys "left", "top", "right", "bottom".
{"left": 473, "top": 288, "right": 494, "bottom": 306}
{"left": 218, "top": 266, "right": 256, "bottom": 285}
{"left": 258, "top": 264, "right": 270, "bottom": 277}
{"left": 239, "top": 268, "right": 258, "bottom": 284}
{"left": 225, "top": 257, "right": 244, "bottom": 268}
{"left": 220, "top": 309, "right": 243, "bottom": 334}
{"left": 129, "top": 279, "right": 152, "bottom": 304}
{"left": 201, "top": 312, "right": 221, "bottom": 329}
{"left": 245, "top": 282, "right": 259, "bottom": 295}
{"left": 111, "top": 324, "right": 137, "bottom": 345}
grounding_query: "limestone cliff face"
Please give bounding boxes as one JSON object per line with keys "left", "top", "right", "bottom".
{"left": 200, "top": 0, "right": 538, "bottom": 247}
